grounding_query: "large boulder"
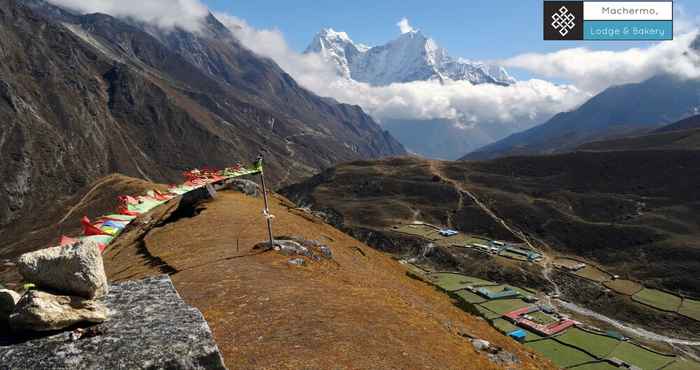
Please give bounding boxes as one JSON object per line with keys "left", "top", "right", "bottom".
{"left": 17, "top": 239, "right": 108, "bottom": 298}
{"left": 0, "top": 276, "right": 227, "bottom": 370}
{"left": 0, "top": 289, "right": 21, "bottom": 322}
{"left": 9, "top": 290, "right": 107, "bottom": 332}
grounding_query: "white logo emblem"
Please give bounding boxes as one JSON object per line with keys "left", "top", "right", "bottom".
{"left": 551, "top": 6, "right": 576, "bottom": 36}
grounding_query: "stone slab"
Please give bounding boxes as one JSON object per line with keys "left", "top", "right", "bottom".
{"left": 0, "top": 275, "right": 227, "bottom": 370}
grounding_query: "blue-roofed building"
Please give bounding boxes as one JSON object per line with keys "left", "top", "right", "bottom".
{"left": 508, "top": 329, "right": 527, "bottom": 342}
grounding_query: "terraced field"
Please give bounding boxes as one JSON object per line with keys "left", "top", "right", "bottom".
{"left": 491, "top": 318, "right": 519, "bottom": 334}
{"left": 574, "top": 265, "right": 612, "bottom": 283}
{"left": 454, "top": 290, "right": 487, "bottom": 304}
{"left": 607, "top": 342, "right": 675, "bottom": 370}
{"left": 434, "top": 234, "right": 487, "bottom": 247}
{"left": 603, "top": 279, "right": 643, "bottom": 295}
{"left": 664, "top": 358, "right": 700, "bottom": 370}
{"left": 555, "top": 328, "right": 620, "bottom": 358}
{"left": 416, "top": 269, "right": 699, "bottom": 369}
{"left": 525, "top": 339, "right": 597, "bottom": 368}
{"left": 679, "top": 298, "right": 700, "bottom": 321}
{"left": 427, "top": 272, "right": 497, "bottom": 291}
{"left": 479, "top": 299, "right": 530, "bottom": 315}
{"left": 568, "top": 362, "right": 620, "bottom": 370}
{"left": 632, "top": 288, "right": 683, "bottom": 312}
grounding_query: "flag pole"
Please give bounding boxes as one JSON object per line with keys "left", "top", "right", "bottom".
{"left": 256, "top": 155, "right": 274, "bottom": 249}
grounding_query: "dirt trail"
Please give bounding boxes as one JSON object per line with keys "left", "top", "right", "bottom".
{"left": 425, "top": 160, "right": 700, "bottom": 346}
{"left": 278, "top": 133, "right": 319, "bottom": 185}
{"left": 57, "top": 177, "right": 112, "bottom": 225}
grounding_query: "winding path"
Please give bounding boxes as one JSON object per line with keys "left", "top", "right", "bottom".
{"left": 425, "top": 160, "right": 700, "bottom": 346}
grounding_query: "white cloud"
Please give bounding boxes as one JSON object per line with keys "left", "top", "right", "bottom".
{"left": 214, "top": 13, "right": 341, "bottom": 89}
{"left": 51, "top": 0, "right": 698, "bottom": 136}
{"left": 217, "top": 13, "right": 589, "bottom": 129}
{"left": 397, "top": 18, "right": 415, "bottom": 34}
{"left": 503, "top": 6, "right": 700, "bottom": 93}
{"left": 313, "top": 79, "right": 588, "bottom": 128}
{"left": 47, "top": 0, "right": 209, "bottom": 32}
{"left": 503, "top": 32, "right": 700, "bottom": 93}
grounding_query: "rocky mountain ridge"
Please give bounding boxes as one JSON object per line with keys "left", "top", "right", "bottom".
{"left": 306, "top": 28, "right": 515, "bottom": 86}
{"left": 0, "top": 0, "right": 405, "bottom": 230}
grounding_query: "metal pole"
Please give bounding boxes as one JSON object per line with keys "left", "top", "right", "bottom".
{"left": 258, "top": 156, "right": 274, "bottom": 249}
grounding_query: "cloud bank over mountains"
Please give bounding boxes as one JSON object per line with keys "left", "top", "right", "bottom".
{"left": 220, "top": 15, "right": 590, "bottom": 127}
{"left": 47, "top": 0, "right": 700, "bottom": 131}
{"left": 47, "top": 0, "right": 209, "bottom": 31}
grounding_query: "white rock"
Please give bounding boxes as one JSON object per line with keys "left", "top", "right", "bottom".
{"left": 472, "top": 339, "right": 491, "bottom": 351}
{"left": 17, "top": 239, "right": 109, "bottom": 298}
{"left": 0, "top": 289, "right": 21, "bottom": 322}
{"left": 9, "top": 290, "right": 107, "bottom": 332}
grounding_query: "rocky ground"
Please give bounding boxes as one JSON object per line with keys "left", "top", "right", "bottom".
{"left": 0, "top": 174, "right": 555, "bottom": 369}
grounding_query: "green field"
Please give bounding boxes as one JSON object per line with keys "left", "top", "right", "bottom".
{"left": 473, "top": 304, "right": 502, "bottom": 320}
{"left": 525, "top": 339, "right": 598, "bottom": 368}
{"left": 663, "top": 358, "right": 700, "bottom": 370}
{"left": 603, "top": 279, "right": 643, "bottom": 295}
{"left": 455, "top": 290, "right": 487, "bottom": 304}
{"left": 607, "top": 342, "right": 675, "bottom": 370}
{"left": 490, "top": 319, "right": 545, "bottom": 343}
{"left": 679, "top": 298, "right": 700, "bottom": 321}
{"left": 567, "top": 362, "right": 621, "bottom": 370}
{"left": 427, "top": 273, "right": 496, "bottom": 291}
{"left": 491, "top": 318, "right": 519, "bottom": 334}
{"left": 555, "top": 328, "right": 620, "bottom": 358}
{"left": 528, "top": 311, "right": 558, "bottom": 326}
{"left": 574, "top": 265, "right": 612, "bottom": 283}
{"left": 632, "top": 288, "right": 683, "bottom": 312}
{"left": 478, "top": 299, "right": 530, "bottom": 315}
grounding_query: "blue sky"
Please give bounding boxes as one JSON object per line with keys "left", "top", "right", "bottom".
{"left": 204, "top": 0, "right": 700, "bottom": 61}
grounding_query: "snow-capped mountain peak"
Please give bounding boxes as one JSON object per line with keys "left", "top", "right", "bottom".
{"left": 305, "top": 28, "right": 516, "bottom": 86}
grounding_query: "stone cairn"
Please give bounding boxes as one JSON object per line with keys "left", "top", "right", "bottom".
{"left": 1, "top": 239, "right": 109, "bottom": 333}
{"left": 254, "top": 236, "right": 334, "bottom": 267}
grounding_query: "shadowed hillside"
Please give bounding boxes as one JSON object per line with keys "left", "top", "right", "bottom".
{"left": 283, "top": 152, "right": 700, "bottom": 297}
{"left": 463, "top": 75, "right": 700, "bottom": 160}
{"left": 0, "top": 0, "right": 404, "bottom": 234}
{"left": 579, "top": 114, "right": 700, "bottom": 151}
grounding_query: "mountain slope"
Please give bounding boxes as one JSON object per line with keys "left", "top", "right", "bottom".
{"left": 463, "top": 75, "right": 700, "bottom": 160}
{"left": 306, "top": 28, "right": 515, "bottom": 86}
{"left": 282, "top": 153, "right": 700, "bottom": 335}
{"left": 0, "top": 0, "right": 404, "bottom": 230}
{"left": 579, "top": 114, "right": 700, "bottom": 151}
{"left": 655, "top": 114, "right": 700, "bottom": 133}
{"left": 0, "top": 174, "right": 553, "bottom": 369}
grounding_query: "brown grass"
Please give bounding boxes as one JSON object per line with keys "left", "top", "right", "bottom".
{"left": 604, "top": 279, "right": 643, "bottom": 296}
{"left": 104, "top": 190, "right": 554, "bottom": 369}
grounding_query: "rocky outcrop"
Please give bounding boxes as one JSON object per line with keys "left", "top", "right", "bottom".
{"left": 226, "top": 179, "right": 259, "bottom": 197}
{"left": 0, "top": 289, "right": 20, "bottom": 322}
{"left": 0, "top": 275, "right": 227, "bottom": 370}
{"left": 17, "top": 240, "right": 108, "bottom": 299}
{"left": 9, "top": 290, "right": 107, "bottom": 332}
{"left": 0, "top": 0, "right": 405, "bottom": 239}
